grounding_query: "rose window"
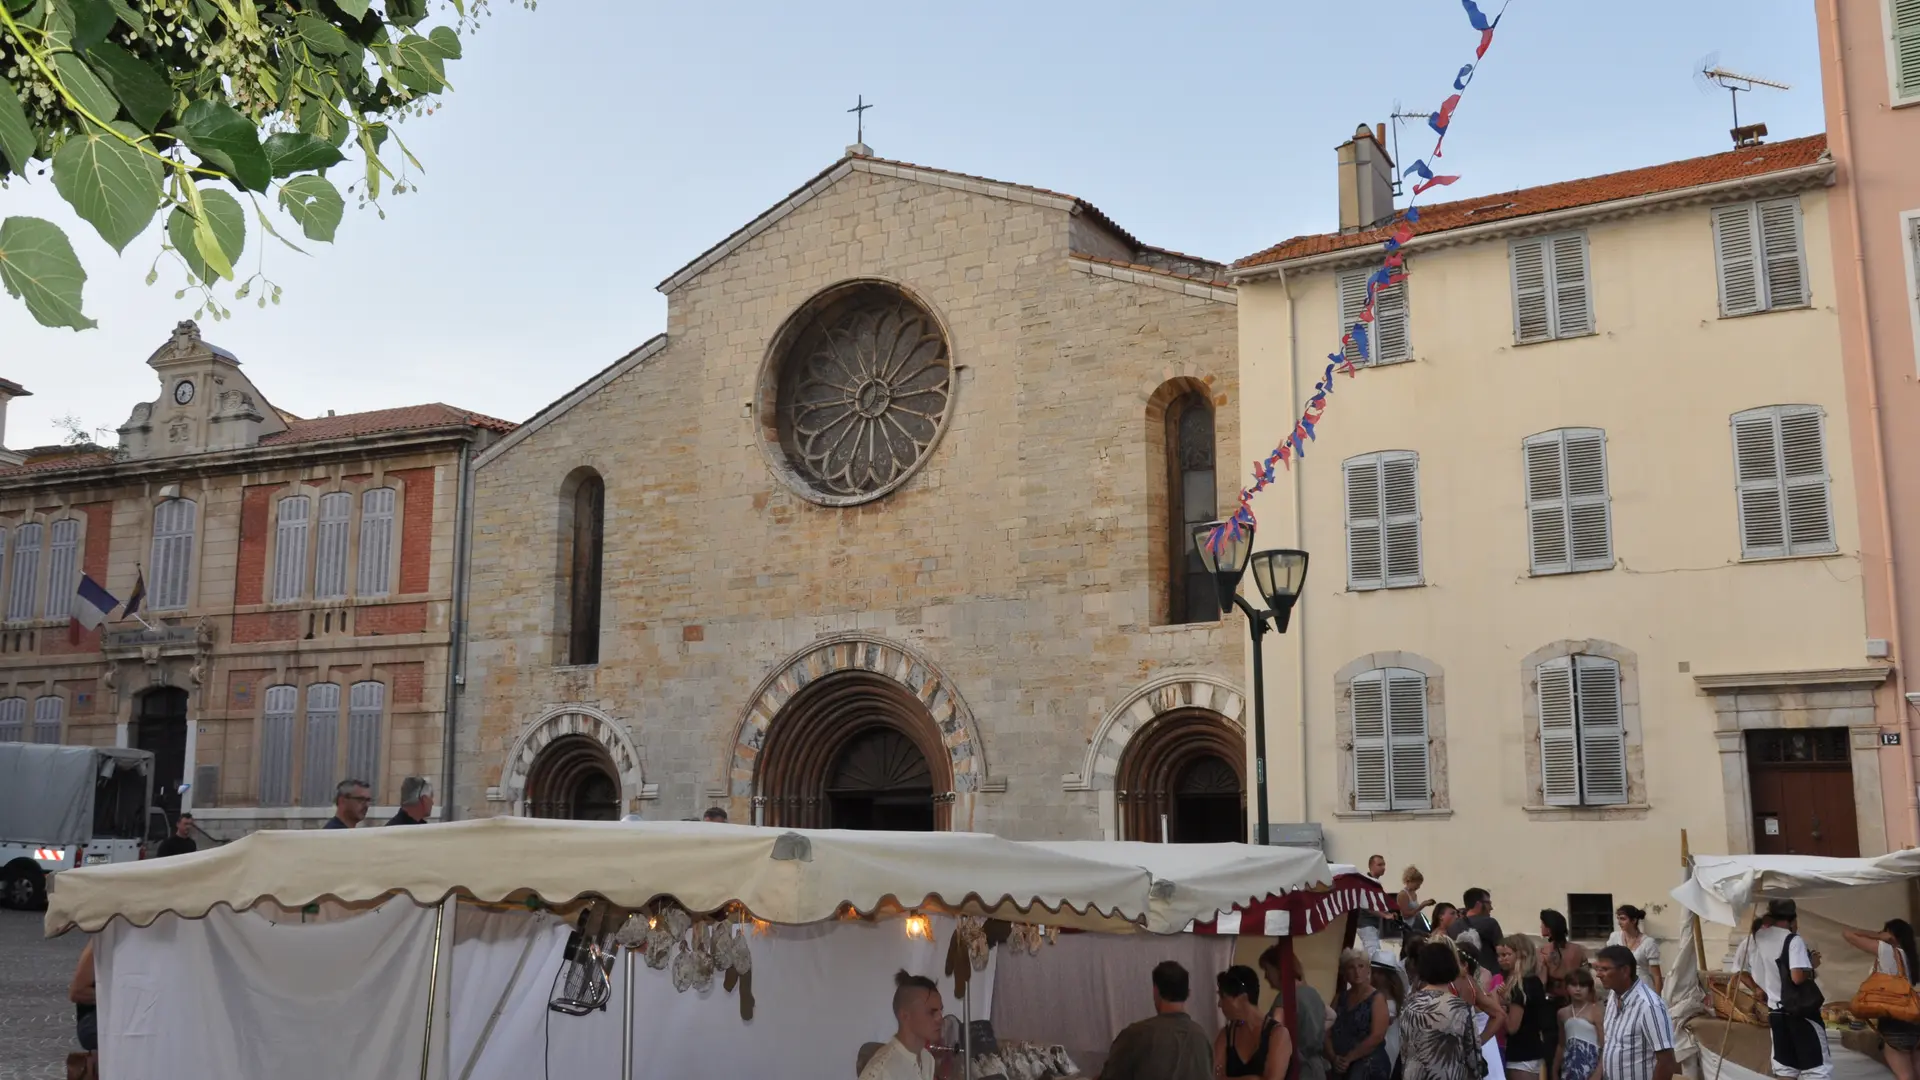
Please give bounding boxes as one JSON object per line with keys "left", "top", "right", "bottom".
{"left": 772, "top": 284, "right": 952, "bottom": 502}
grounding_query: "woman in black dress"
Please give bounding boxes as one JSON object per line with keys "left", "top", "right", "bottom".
{"left": 1330, "top": 948, "right": 1392, "bottom": 1080}
{"left": 1217, "top": 965, "right": 1293, "bottom": 1080}
{"left": 1497, "top": 935, "right": 1558, "bottom": 1080}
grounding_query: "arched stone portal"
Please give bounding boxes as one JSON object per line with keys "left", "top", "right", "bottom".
{"left": 500, "top": 706, "right": 648, "bottom": 818}
{"left": 526, "top": 734, "right": 622, "bottom": 820}
{"left": 1115, "top": 709, "right": 1246, "bottom": 843}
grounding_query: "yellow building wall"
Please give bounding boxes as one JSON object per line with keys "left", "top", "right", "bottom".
{"left": 1236, "top": 188, "right": 1874, "bottom": 946}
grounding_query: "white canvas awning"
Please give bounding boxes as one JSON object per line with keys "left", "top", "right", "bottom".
{"left": 1671, "top": 850, "right": 1920, "bottom": 925}
{"left": 1031, "top": 840, "right": 1332, "bottom": 933}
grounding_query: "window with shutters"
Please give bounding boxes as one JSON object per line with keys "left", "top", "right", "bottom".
{"left": 1337, "top": 266, "right": 1412, "bottom": 366}
{"left": 1349, "top": 668, "right": 1432, "bottom": 811}
{"left": 301, "top": 682, "right": 341, "bottom": 806}
{"left": 1908, "top": 215, "right": 1920, "bottom": 366}
{"left": 1523, "top": 429, "right": 1613, "bottom": 575}
{"left": 0, "top": 697, "right": 23, "bottom": 741}
{"left": 1167, "top": 392, "right": 1219, "bottom": 624}
{"left": 149, "top": 498, "right": 197, "bottom": 610}
{"left": 1343, "top": 452, "right": 1422, "bottom": 591}
{"left": 5, "top": 521, "right": 40, "bottom": 622}
{"left": 1891, "top": 0, "right": 1920, "bottom": 105}
{"left": 43, "top": 518, "right": 79, "bottom": 620}
{"left": 347, "top": 681, "right": 384, "bottom": 802}
{"left": 1510, "top": 232, "right": 1594, "bottom": 344}
{"left": 357, "top": 487, "right": 396, "bottom": 597}
{"left": 312, "top": 492, "right": 352, "bottom": 600}
{"left": 32, "top": 695, "right": 62, "bottom": 743}
{"left": 259, "top": 684, "right": 297, "bottom": 807}
{"left": 271, "top": 495, "right": 310, "bottom": 603}
{"left": 1711, "top": 198, "right": 1809, "bottom": 317}
{"left": 1536, "top": 655, "right": 1628, "bottom": 807}
{"left": 1731, "top": 406, "right": 1835, "bottom": 559}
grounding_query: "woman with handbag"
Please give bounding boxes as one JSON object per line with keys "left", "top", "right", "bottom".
{"left": 1844, "top": 919, "right": 1920, "bottom": 1079}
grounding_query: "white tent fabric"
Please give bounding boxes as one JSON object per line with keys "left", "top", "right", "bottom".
{"left": 46, "top": 819, "right": 1161, "bottom": 934}
{"left": 1027, "top": 841, "right": 1332, "bottom": 933}
{"left": 1671, "top": 851, "right": 1920, "bottom": 926}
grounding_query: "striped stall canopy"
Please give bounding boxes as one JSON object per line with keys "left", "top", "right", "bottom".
{"left": 1188, "top": 873, "right": 1394, "bottom": 936}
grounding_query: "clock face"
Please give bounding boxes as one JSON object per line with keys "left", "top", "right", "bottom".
{"left": 174, "top": 380, "right": 195, "bottom": 405}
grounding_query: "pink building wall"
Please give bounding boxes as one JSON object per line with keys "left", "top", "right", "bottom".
{"left": 1815, "top": 0, "right": 1920, "bottom": 850}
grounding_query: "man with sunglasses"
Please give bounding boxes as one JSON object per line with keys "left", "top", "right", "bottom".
{"left": 323, "top": 779, "right": 373, "bottom": 830}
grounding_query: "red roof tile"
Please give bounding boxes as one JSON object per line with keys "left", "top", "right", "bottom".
{"left": 260, "top": 404, "right": 516, "bottom": 445}
{"left": 1234, "top": 134, "right": 1830, "bottom": 270}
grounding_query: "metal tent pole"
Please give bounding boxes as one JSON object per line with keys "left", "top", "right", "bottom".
{"left": 419, "top": 900, "right": 448, "bottom": 1080}
{"left": 622, "top": 948, "right": 635, "bottom": 1080}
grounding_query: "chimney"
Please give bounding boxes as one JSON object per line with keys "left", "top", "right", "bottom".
{"left": 0, "top": 378, "right": 30, "bottom": 466}
{"left": 1337, "top": 123, "right": 1396, "bottom": 232}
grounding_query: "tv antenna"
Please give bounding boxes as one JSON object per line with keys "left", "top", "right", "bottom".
{"left": 1697, "top": 58, "right": 1790, "bottom": 147}
{"left": 1386, "top": 101, "right": 1432, "bottom": 197}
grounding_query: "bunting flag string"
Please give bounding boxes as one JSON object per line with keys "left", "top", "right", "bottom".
{"left": 1208, "top": 0, "right": 1509, "bottom": 558}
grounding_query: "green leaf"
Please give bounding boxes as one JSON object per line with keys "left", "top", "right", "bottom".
{"left": 83, "top": 42, "right": 172, "bottom": 130}
{"left": 393, "top": 64, "right": 444, "bottom": 94}
{"left": 104, "top": 0, "right": 143, "bottom": 32}
{"left": 262, "top": 131, "right": 344, "bottom": 177}
{"left": 165, "top": 189, "right": 244, "bottom": 283}
{"left": 52, "top": 51, "right": 122, "bottom": 123}
{"left": 51, "top": 122, "right": 163, "bottom": 253}
{"left": 427, "top": 25, "right": 461, "bottom": 60}
{"left": 385, "top": 0, "right": 425, "bottom": 26}
{"left": 63, "top": 0, "right": 117, "bottom": 51}
{"left": 0, "top": 86, "right": 36, "bottom": 176}
{"left": 332, "top": 0, "right": 370, "bottom": 18}
{"left": 295, "top": 13, "right": 353, "bottom": 55}
{"left": 0, "top": 217, "right": 96, "bottom": 330}
{"left": 176, "top": 99, "right": 271, "bottom": 190}
{"left": 277, "top": 175, "right": 343, "bottom": 242}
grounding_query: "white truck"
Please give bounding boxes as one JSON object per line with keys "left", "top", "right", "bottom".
{"left": 0, "top": 743, "right": 162, "bottom": 909}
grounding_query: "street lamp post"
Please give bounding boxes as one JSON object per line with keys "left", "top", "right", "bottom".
{"left": 1191, "top": 521, "right": 1308, "bottom": 847}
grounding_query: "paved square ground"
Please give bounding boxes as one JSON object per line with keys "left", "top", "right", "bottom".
{"left": 0, "top": 909, "right": 86, "bottom": 1080}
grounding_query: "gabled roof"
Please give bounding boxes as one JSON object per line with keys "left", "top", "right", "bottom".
{"left": 657, "top": 153, "right": 1216, "bottom": 294}
{"left": 1234, "top": 134, "right": 1831, "bottom": 272}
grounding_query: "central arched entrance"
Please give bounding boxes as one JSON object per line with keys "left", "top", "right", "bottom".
{"left": 135, "top": 687, "right": 189, "bottom": 818}
{"left": 526, "top": 734, "right": 622, "bottom": 820}
{"left": 758, "top": 670, "right": 952, "bottom": 830}
{"left": 1116, "top": 708, "right": 1246, "bottom": 843}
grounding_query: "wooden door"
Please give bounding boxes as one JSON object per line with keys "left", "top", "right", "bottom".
{"left": 135, "top": 688, "right": 190, "bottom": 818}
{"left": 1748, "top": 729, "right": 1859, "bottom": 857}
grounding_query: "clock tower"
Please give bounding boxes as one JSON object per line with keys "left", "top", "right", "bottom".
{"left": 117, "top": 321, "right": 287, "bottom": 460}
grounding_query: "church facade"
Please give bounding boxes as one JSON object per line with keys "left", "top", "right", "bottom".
{"left": 455, "top": 151, "right": 1246, "bottom": 840}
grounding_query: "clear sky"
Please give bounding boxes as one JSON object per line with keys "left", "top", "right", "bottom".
{"left": 0, "top": 0, "right": 1827, "bottom": 448}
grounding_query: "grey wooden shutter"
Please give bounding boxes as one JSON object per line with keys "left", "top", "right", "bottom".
{"left": 1344, "top": 456, "right": 1385, "bottom": 590}
{"left": 1712, "top": 202, "right": 1762, "bottom": 316}
{"left": 1757, "top": 198, "right": 1808, "bottom": 310}
{"left": 149, "top": 499, "right": 197, "bottom": 610}
{"left": 272, "top": 495, "right": 310, "bottom": 603}
{"left": 5, "top": 522, "right": 40, "bottom": 622}
{"left": 31, "top": 695, "right": 61, "bottom": 743}
{"left": 347, "top": 681, "right": 384, "bottom": 802}
{"left": 1511, "top": 237, "right": 1552, "bottom": 343}
{"left": 1732, "top": 411, "right": 1788, "bottom": 558}
{"left": 1524, "top": 434, "right": 1572, "bottom": 573}
{"left": 1779, "top": 408, "right": 1835, "bottom": 553}
{"left": 43, "top": 518, "right": 78, "bottom": 619}
{"left": 313, "top": 492, "right": 352, "bottom": 600}
{"left": 1338, "top": 269, "right": 1371, "bottom": 367}
{"left": 1896, "top": 0, "right": 1920, "bottom": 101}
{"left": 259, "top": 685, "right": 296, "bottom": 807}
{"left": 1549, "top": 232, "right": 1593, "bottom": 337}
{"left": 301, "top": 682, "right": 341, "bottom": 806}
{"left": 1574, "top": 656, "right": 1627, "bottom": 805}
{"left": 1375, "top": 274, "right": 1411, "bottom": 364}
{"left": 357, "top": 487, "right": 396, "bottom": 597}
{"left": 1382, "top": 453, "right": 1422, "bottom": 587}
{"left": 0, "top": 697, "right": 23, "bottom": 741}
{"left": 1350, "top": 672, "right": 1389, "bottom": 811}
{"left": 1564, "top": 431, "right": 1612, "bottom": 570}
{"left": 1386, "top": 669, "right": 1431, "bottom": 810}
{"left": 1537, "top": 658, "right": 1580, "bottom": 806}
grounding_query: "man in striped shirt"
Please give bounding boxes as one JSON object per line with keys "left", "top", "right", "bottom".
{"left": 1597, "top": 944, "right": 1676, "bottom": 1080}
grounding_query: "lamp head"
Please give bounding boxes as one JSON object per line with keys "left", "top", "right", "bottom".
{"left": 1249, "top": 549, "right": 1310, "bottom": 632}
{"left": 1191, "top": 520, "right": 1254, "bottom": 616}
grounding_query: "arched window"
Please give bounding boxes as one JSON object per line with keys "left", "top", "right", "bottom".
{"left": 272, "top": 495, "right": 310, "bottom": 603}
{"left": 357, "top": 487, "right": 396, "bottom": 597}
{"left": 43, "top": 518, "right": 79, "bottom": 619}
{"left": 566, "top": 473, "right": 604, "bottom": 665}
{"left": 1167, "top": 392, "right": 1217, "bottom": 624}
{"left": 6, "top": 522, "right": 42, "bottom": 623}
{"left": 149, "top": 498, "right": 197, "bottom": 610}
{"left": 33, "top": 695, "right": 62, "bottom": 744}
{"left": 301, "top": 682, "right": 341, "bottom": 807}
{"left": 312, "top": 492, "right": 352, "bottom": 600}
{"left": 347, "top": 681, "right": 385, "bottom": 802}
{"left": 259, "top": 684, "right": 297, "bottom": 807}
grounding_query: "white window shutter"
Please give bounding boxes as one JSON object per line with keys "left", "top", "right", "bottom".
{"left": 1345, "top": 457, "right": 1385, "bottom": 590}
{"left": 347, "top": 681, "right": 385, "bottom": 803}
{"left": 1895, "top": 0, "right": 1920, "bottom": 101}
{"left": 1757, "top": 198, "right": 1808, "bottom": 310}
{"left": 5, "top": 522, "right": 41, "bottom": 622}
{"left": 1338, "top": 269, "right": 1371, "bottom": 367}
{"left": 301, "top": 683, "right": 341, "bottom": 807}
{"left": 358, "top": 487, "right": 396, "bottom": 597}
{"left": 1779, "top": 408, "right": 1835, "bottom": 553}
{"left": 1538, "top": 658, "right": 1581, "bottom": 806}
{"left": 1374, "top": 277, "right": 1412, "bottom": 365}
{"left": 1549, "top": 233, "right": 1593, "bottom": 337}
{"left": 1712, "top": 202, "right": 1762, "bottom": 316}
{"left": 313, "top": 492, "right": 352, "bottom": 600}
{"left": 43, "top": 519, "right": 78, "bottom": 620}
{"left": 1564, "top": 431, "right": 1613, "bottom": 570}
{"left": 1350, "top": 673, "right": 1389, "bottom": 810}
{"left": 1382, "top": 454, "right": 1422, "bottom": 587}
{"left": 32, "top": 695, "right": 62, "bottom": 743}
{"left": 149, "top": 499, "right": 197, "bottom": 610}
{"left": 272, "top": 496, "right": 310, "bottom": 603}
{"left": 1733, "top": 412, "right": 1788, "bottom": 558}
{"left": 0, "top": 697, "right": 23, "bottom": 741}
{"left": 1385, "top": 669, "right": 1431, "bottom": 810}
{"left": 260, "top": 685, "right": 297, "bottom": 807}
{"left": 1524, "top": 435, "right": 1571, "bottom": 574}
{"left": 1574, "top": 656, "right": 1628, "bottom": 805}
{"left": 1511, "top": 237, "right": 1552, "bottom": 343}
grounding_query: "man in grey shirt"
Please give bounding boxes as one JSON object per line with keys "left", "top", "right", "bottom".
{"left": 1101, "top": 961, "right": 1212, "bottom": 1080}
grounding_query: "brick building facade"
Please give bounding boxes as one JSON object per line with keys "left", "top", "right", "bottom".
{"left": 456, "top": 152, "right": 1247, "bottom": 840}
{"left": 0, "top": 322, "right": 508, "bottom": 837}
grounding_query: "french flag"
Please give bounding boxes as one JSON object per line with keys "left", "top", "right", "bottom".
{"left": 73, "top": 575, "right": 119, "bottom": 631}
